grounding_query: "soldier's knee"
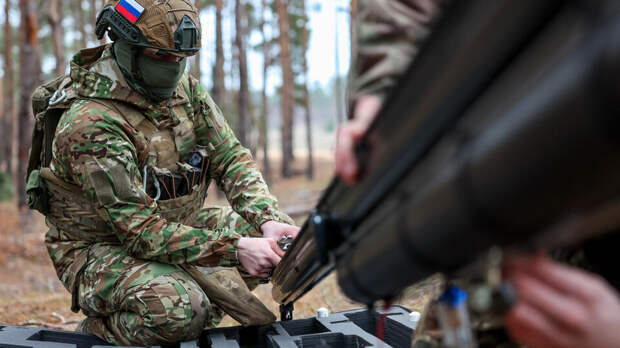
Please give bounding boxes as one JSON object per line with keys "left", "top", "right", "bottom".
{"left": 135, "top": 273, "right": 209, "bottom": 343}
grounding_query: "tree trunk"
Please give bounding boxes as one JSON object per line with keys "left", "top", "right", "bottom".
{"left": 275, "top": 0, "right": 294, "bottom": 177}
{"left": 235, "top": 0, "right": 249, "bottom": 147}
{"left": 48, "top": 0, "right": 66, "bottom": 76}
{"left": 0, "top": 83, "right": 4, "bottom": 170}
{"left": 17, "top": 0, "right": 41, "bottom": 208}
{"left": 350, "top": 0, "right": 358, "bottom": 69}
{"left": 211, "top": 0, "right": 226, "bottom": 199}
{"left": 334, "top": 2, "right": 344, "bottom": 126}
{"left": 190, "top": 0, "right": 202, "bottom": 81}
{"left": 212, "top": 0, "right": 225, "bottom": 107}
{"left": 301, "top": 0, "right": 314, "bottom": 179}
{"left": 259, "top": 0, "right": 271, "bottom": 185}
{"left": 74, "top": 0, "right": 87, "bottom": 49}
{"left": 2, "top": 0, "right": 15, "bottom": 174}
{"left": 90, "top": 0, "right": 97, "bottom": 40}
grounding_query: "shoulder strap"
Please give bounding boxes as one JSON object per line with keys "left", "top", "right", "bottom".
{"left": 28, "top": 76, "right": 75, "bottom": 178}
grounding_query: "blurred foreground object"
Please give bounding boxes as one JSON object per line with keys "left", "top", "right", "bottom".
{"left": 272, "top": 0, "right": 620, "bottom": 317}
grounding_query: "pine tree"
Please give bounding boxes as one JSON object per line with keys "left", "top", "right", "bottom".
{"left": 77, "top": 0, "right": 88, "bottom": 49}
{"left": 234, "top": 0, "right": 250, "bottom": 147}
{"left": 48, "top": 0, "right": 66, "bottom": 76}
{"left": 190, "top": 0, "right": 203, "bottom": 81}
{"left": 275, "top": 0, "right": 294, "bottom": 177}
{"left": 259, "top": 0, "right": 272, "bottom": 184}
{"left": 1, "top": 0, "right": 16, "bottom": 174}
{"left": 300, "top": 0, "right": 313, "bottom": 179}
{"left": 17, "top": 0, "right": 42, "bottom": 208}
{"left": 212, "top": 0, "right": 225, "bottom": 108}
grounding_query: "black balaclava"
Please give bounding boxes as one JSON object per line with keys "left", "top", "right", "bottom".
{"left": 113, "top": 39, "right": 187, "bottom": 102}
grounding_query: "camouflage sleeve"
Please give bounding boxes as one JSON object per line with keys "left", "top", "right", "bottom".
{"left": 348, "top": 0, "right": 445, "bottom": 111}
{"left": 189, "top": 79, "right": 293, "bottom": 233}
{"left": 52, "top": 100, "right": 241, "bottom": 267}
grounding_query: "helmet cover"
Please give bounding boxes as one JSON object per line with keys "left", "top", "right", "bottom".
{"left": 96, "top": 0, "right": 201, "bottom": 57}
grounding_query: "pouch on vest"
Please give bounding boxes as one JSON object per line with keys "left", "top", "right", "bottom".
{"left": 26, "top": 76, "right": 75, "bottom": 214}
{"left": 26, "top": 170, "right": 50, "bottom": 213}
{"left": 150, "top": 146, "right": 210, "bottom": 201}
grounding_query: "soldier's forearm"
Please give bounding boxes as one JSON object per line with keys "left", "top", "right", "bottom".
{"left": 118, "top": 217, "right": 242, "bottom": 267}
{"left": 191, "top": 78, "right": 288, "bottom": 231}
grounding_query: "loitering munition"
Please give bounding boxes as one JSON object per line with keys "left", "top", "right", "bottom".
{"left": 271, "top": 0, "right": 620, "bottom": 316}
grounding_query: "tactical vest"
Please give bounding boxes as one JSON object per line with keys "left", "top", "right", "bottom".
{"left": 28, "top": 76, "right": 210, "bottom": 240}
{"left": 40, "top": 91, "right": 210, "bottom": 232}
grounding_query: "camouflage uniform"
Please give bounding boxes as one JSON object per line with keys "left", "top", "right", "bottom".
{"left": 348, "top": 0, "right": 446, "bottom": 111}
{"left": 42, "top": 43, "right": 292, "bottom": 346}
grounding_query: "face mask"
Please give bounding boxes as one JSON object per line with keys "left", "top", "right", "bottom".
{"left": 137, "top": 53, "right": 187, "bottom": 101}
{"left": 114, "top": 40, "right": 187, "bottom": 102}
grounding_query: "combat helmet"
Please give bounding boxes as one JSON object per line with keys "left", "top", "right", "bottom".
{"left": 96, "top": 0, "right": 201, "bottom": 57}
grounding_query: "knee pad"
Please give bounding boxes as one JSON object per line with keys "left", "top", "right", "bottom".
{"left": 132, "top": 272, "right": 209, "bottom": 343}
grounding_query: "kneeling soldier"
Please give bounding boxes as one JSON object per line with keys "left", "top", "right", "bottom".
{"left": 30, "top": 0, "right": 298, "bottom": 345}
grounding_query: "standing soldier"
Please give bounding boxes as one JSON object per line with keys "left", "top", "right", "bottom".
{"left": 343, "top": 3, "right": 452, "bottom": 346}
{"left": 340, "top": 0, "right": 445, "bottom": 184}
{"left": 28, "top": 0, "right": 298, "bottom": 346}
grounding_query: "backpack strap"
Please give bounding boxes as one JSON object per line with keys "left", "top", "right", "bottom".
{"left": 28, "top": 76, "right": 74, "bottom": 178}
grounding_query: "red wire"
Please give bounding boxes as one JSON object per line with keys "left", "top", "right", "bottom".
{"left": 376, "top": 301, "right": 391, "bottom": 346}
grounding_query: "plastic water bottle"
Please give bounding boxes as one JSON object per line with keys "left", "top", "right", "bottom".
{"left": 437, "top": 286, "right": 477, "bottom": 348}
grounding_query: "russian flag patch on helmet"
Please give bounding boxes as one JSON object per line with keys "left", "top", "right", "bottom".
{"left": 115, "top": 0, "right": 144, "bottom": 23}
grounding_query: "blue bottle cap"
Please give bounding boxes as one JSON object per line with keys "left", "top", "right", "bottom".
{"left": 438, "top": 285, "right": 468, "bottom": 307}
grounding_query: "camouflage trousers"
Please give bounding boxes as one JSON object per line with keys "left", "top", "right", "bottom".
{"left": 76, "top": 206, "right": 265, "bottom": 346}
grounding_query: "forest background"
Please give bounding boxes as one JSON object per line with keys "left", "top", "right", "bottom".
{"left": 0, "top": 0, "right": 436, "bottom": 328}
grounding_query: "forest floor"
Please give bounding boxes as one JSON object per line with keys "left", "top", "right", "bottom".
{"left": 0, "top": 154, "right": 441, "bottom": 331}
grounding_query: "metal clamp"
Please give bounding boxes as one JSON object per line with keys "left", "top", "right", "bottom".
{"left": 278, "top": 235, "right": 294, "bottom": 252}
{"left": 311, "top": 211, "right": 337, "bottom": 265}
{"left": 259, "top": 236, "right": 294, "bottom": 285}
{"left": 49, "top": 89, "right": 67, "bottom": 106}
{"left": 280, "top": 303, "right": 294, "bottom": 321}
{"left": 143, "top": 166, "right": 161, "bottom": 201}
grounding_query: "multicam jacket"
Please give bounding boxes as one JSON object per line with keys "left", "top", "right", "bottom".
{"left": 348, "top": 0, "right": 446, "bottom": 111}
{"left": 44, "top": 45, "right": 289, "bottom": 305}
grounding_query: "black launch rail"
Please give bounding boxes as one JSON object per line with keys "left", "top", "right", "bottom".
{"left": 271, "top": 0, "right": 620, "bottom": 313}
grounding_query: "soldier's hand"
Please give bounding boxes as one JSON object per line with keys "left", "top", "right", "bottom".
{"left": 503, "top": 254, "right": 620, "bottom": 348}
{"left": 335, "top": 95, "right": 382, "bottom": 185}
{"left": 237, "top": 237, "right": 282, "bottom": 278}
{"left": 261, "top": 221, "right": 300, "bottom": 242}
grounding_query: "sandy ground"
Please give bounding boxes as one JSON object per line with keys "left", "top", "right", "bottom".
{"left": 0, "top": 156, "right": 440, "bottom": 332}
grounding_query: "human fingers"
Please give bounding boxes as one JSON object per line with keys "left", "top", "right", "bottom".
{"left": 257, "top": 271, "right": 272, "bottom": 279}
{"left": 335, "top": 122, "right": 368, "bottom": 184}
{"left": 505, "top": 300, "right": 573, "bottom": 348}
{"left": 503, "top": 252, "right": 546, "bottom": 274}
{"left": 509, "top": 270, "right": 588, "bottom": 334}
{"left": 268, "top": 239, "right": 285, "bottom": 260}
{"left": 523, "top": 255, "right": 612, "bottom": 305}
{"left": 354, "top": 95, "right": 382, "bottom": 126}
{"left": 245, "top": 264, "right": 261, "bottom": 277}
{"left": 336, "top": 124, "right": 360, "bottom": 184}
